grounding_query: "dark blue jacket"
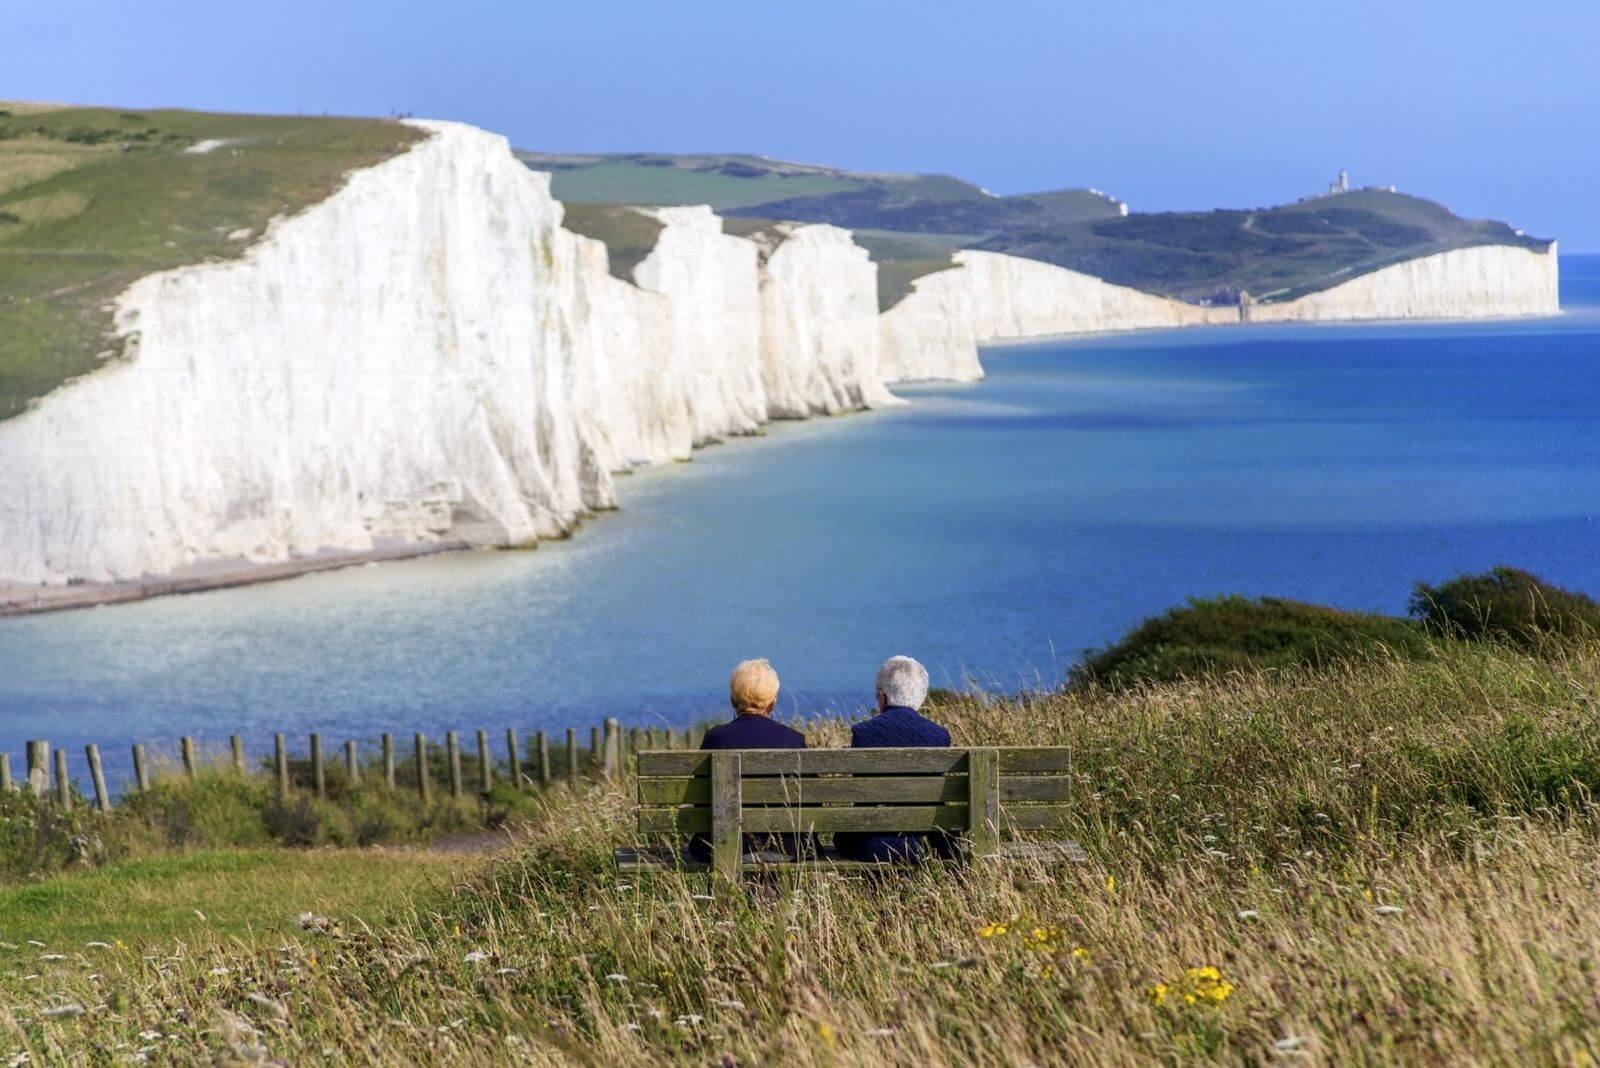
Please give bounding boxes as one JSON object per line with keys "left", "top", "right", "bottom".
{"left": 700, "top": 713, "right": 807, "bottom": 751}
{"left": 835, "top": 705, "right": 954, "bottom": 862}
{"left": 688, "top": 714, "right": 808, "bottom": 862}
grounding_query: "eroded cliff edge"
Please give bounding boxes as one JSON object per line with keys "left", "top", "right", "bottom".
{"left": 0, "top": 120, "right": 1561, "bottom": 596}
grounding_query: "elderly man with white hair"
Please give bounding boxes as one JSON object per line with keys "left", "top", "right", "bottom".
{"left": 834, "top": 655, "right": 955, "bottom": 862}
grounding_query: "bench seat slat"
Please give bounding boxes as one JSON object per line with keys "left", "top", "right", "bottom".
{"left": 637, "top": 746, "right": 1069, "bottom": 778}
{"left": 614, "top": 840, "right": 1088, "bottom": 872}
{"left": 637, "top": 774, "right": 1069, "bottom": 805}
{"left": 638, "top": 803, "right": 1072, "bottom": 834}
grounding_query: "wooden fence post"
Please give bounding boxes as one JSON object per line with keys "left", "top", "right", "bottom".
{"left": 666, "top": 728, "right": 678, "bottom": 750}
{"left": 85, "top": 745, "right": 110, "bottom": 813}
{"left": 382, "top": 734, "right": 395, "bottom": 790}
{"left": 415, "top": 733, "right": 431, "bottom": 803}
{"left": 604, "top": 718, "right": 622, "bottom": 781}
{"left": 310, "top": 734, "right": 326, "bottom": 799}
{"left": 536, "top": 730, "right": 551, "bottom": 787}
{"left": 629, "top": 727, "right": 642, "bottom": 761}
{"left": 590, "top": 726, "right": 602, "bottom": 772}
{"left": 0, "top": 753, "right": 11, "bottom": 792}
{"left": 647, "top": 727, "right": 661, "bottom": 749}
{"left": 345, "top": 740, "right": 360, "bottom": 785}
{"left": 181, "top": 736, "right": 197, "bottom": 780}
{"left": 565, "top": 729, "right": 578, "bottom": 788}
{"left": 710, "top": 751, "right": 742, "bottom": 883}
{"left": 54, "top": 748, "right": 71, "bottom": 809}
{"left": 27, "top": 740, "right": 48, "bottom": 798}
{"left": 505, "top": 729, "right": 522, "bottom": 788}
{"left": 133, "top": 744, "right": 150, "bottom": 792}
{"left": 476, "top": 729, "right": 492, "bottom": 794}
{"left": 967, "top": 748, "right": 1001, "bottom": 860}
{"left": 446, "top": 731, "right": 462, "bottom": 799}
{"left": 274, "top": 734, "right": 289, "bottom": 797}
{"left": 230, "top": 735, "right": 245, "bottom": 774}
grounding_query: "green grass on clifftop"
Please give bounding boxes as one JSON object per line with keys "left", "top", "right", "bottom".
{"left": 0, "top": 105, "right": 421, "bottom": 422}
{"left": 559, "top": 202, "right": 666, "bottom": 283}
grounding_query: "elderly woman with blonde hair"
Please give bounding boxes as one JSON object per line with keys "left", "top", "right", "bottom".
{"left": 687, "top": 658, "right": 810, "bottom": 863}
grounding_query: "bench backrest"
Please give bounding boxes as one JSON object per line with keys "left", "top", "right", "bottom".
{"left": 635, "top": 747, "right": 1071, "bottom": 876}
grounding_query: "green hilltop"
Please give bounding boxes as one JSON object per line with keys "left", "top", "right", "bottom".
{"left": 521, "top": 150, "right": 1551, "bottom": 310}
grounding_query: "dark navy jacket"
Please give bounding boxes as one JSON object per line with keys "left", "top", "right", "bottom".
{"left": 700, "top": 713, "right": 808, "bottom": 751}
{"left": 687, "top": 713, "right": 808, "bottom": 862}
{"left": 835, "top": 705, "right": 954, "bottom": 862}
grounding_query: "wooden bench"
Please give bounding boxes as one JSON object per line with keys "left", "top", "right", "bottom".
{"left": 614, "top": 746, "right": 1085, "bottom": 878}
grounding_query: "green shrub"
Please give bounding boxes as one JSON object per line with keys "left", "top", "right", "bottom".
{"left": 1409, "top": 566, "right": 1600, "bottom": 646}
{"left": 0, "top": 790, "right": 101, "bottom": 880}
{"left": 1073, "top": 594, "right": 1434, "bottom": 688}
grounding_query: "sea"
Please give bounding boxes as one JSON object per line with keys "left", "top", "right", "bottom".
{"left": 3, "top": 255, "right": 1598, "bottom": 786}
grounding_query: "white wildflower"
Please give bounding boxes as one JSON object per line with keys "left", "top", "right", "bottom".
{"left": 246, "top": 992, "right": 288, "bottom": 1019}
{"left": 1274, "top": 1035, "right": 1308, "bottom": 1051}
{"left": 85, "top": 942, "right": 111, "bottom": 950}
{"left": 864, "top": 1027, "right": 897, "bottom": 1037}
{"left": 713, "top": 999, "right": 745, "bottom": 1010}
{"left": 494, "top": 967, "right": 519, "bottom": 976}
{"left": 1375, "top": 905, "right": 1405, "bottom": 916}
{"left": 1236, "top": 909, "right": 1260, "bottom": 921}
{"left": 42, "top": 1004, "right": 85, "bottom": 1019}
{"left": 464, "top": 951, "right": 489, "bottom": 963}
{"left": 605, "top": 973, "right": 628, "bottom": 984}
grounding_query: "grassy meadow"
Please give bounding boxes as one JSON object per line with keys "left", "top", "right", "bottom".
{"left": 5, "top": 628, "right": 1600, "bottom": 1064}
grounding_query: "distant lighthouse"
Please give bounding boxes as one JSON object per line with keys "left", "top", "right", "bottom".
{"left": 1328, "top": 168, "right": 1350, "bottom": 195}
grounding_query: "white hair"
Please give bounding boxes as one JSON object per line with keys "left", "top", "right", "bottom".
{"left": 875, "top": 655, "right": 930, "bottom": 710}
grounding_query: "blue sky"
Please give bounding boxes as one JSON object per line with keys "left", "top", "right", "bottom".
{"left": 14, "top": 0, "right": 1600, "bottom": 248}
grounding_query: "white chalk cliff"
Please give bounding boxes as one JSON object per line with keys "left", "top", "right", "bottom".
{"left": 0, "top": 120, "right": 1562, "bottom": 588}
{"left": 1242, "top": 243, "right": 1560, "bottom": 322}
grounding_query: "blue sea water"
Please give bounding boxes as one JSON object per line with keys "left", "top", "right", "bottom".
{"left": 3, "top": 256, "right": 1599, "bottom": 784}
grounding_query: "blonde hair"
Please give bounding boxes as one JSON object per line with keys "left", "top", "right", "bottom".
{"left": 729, "top": 658, "right": 780, "bottom": 716}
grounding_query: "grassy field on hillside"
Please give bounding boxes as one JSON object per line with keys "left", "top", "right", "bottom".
{"left": 559, "top": 203, "right": 667, "bottom": 282}
{"left": 521, "top": 149, "right": 1543, "bottom": 312}
{"left": 6, "top": 634, "right": 1600, "bottom": 1064}
{"left": 979, "top": 190, "right": 1550, "bottom": 304}
{"left": 0, "top": 105, "right": 420, "bottom": 421}
{"left": 520, "top": 152, "right": 871, "bottom": 210}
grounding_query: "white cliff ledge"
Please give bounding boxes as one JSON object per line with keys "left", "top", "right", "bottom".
{"left": 0, "top": 120, "right": 1562, "bottom": 594}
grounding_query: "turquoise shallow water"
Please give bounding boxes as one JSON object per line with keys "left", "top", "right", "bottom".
{"left": 4, "top": 256, "right": 1599, "bottom": 784}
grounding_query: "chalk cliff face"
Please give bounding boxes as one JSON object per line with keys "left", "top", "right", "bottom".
{"left": 759, "top": 224, "right": 895, "bottom": 415}
{"left": 1244, "top": 244, "right": 1560, "bottom": 323}
{"left": 0, "top": 123, "right": 925, "bottom": 586}
{"left": 0, "top": 121, "right": 608, "bottom": 585}
{"left": 0, "top": 118, "right": 1563, "bottom": 589}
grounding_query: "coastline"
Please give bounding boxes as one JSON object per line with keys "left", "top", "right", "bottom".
{"left": 4, "top": 302, "right": 1570, "bottom": 620}
{"left": 0, "top": 540, "right": 471, "bottom": 618}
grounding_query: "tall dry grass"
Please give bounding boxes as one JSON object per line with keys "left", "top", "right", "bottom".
{"left": 6, "top": 641, "right": 1600, "bottom": 1064}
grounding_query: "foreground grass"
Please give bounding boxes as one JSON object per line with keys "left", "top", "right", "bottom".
{"left": 0, "top": 848, "right": 466, "bottom": 957}
{"left": 7, "top": 641, "right": 1600, "bottom": 1063}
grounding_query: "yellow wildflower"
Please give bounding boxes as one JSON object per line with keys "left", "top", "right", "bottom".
{"left": 1071, "top": 946, "right": 1092, "bottom": 961}
{"left": 817, "top": 1022, "right": 836, "bottom": 1048}
{"left": 1106, "top": 875, "right": 1116, "bottom": 894}
{"left": 978, "top": 923, "right": 1010, "bottom": 939}
{"left": 1150, "top": 966, "right": 1233, "bottom": 1008}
